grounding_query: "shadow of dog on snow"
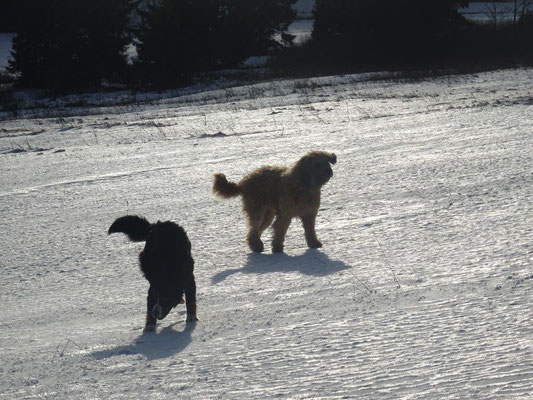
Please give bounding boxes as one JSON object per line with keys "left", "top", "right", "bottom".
{"left": 211, "top": 249, "right": 351, "bottom": 284}
{"left": 92, "top": 322, "right": 196, "bottom": 361}
{"left": 213, "top": 151, "right": 337, "bottom": 253}
{"left": 108, "top": 215, "right": 198, "bottom": 333}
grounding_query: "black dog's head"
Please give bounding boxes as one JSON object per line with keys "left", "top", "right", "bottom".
{"left": 150, "top": 280, "right": 183, "bottom": 320}
{"left": 295, "top": 151, "right": 337, "bottom": 188}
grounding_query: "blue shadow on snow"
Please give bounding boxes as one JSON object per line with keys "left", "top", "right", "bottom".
{"left": 91, "top": 320, "right": 195, "bottom": 361}
{"left": 212, "top": 249, "right": 351, "bottom": 284}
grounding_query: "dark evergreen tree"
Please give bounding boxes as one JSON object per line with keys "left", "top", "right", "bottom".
{"left": 0, "top": 0, "right": 20, "bottom": 32}
{"left": 312, "top": 0, "right": 469, "bottom": 64}
{"left": 136, "top": 0, "right": 221, "bottom": 82}
{"left": 136, "top": 0, "right": 296, "bottom": 85}
{"left": 8, "top": 0, "right": 137, "bottom": 89}
{"left": 221, "top": 0, "right": 298, "bottom": 64}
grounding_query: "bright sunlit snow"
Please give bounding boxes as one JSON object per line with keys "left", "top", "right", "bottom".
{"left": 1, "top": 68, "right": 532, "bottom": 399}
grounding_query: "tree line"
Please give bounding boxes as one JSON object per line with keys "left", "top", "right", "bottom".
{"left": 290, "top": 0, "right": 532, "bottom": 72}
{"left": 7, "top": 0, "right": 297, "bottom": 88}
{"left": 4, "top": 0, "right": 533, "bottom": 90}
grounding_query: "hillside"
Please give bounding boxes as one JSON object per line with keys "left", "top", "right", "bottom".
{"left": 1, "top": 69, "right": 532, "bottom": 399}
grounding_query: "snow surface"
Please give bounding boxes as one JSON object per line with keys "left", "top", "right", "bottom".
{"left": 1, "top": 68, "right": 532, "bottom": 399}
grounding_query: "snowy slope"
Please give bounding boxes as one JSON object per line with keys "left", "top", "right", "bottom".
{"left": 1, "top": 69, "right": 532, "bottom": 399}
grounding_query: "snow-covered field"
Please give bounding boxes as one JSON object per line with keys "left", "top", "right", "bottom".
{"left": 1, "top": 68, "right": 532, "bottom": 399}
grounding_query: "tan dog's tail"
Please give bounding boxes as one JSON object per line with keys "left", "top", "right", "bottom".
{"left": 213, "top": 173, "right": 241, "bottom": 198}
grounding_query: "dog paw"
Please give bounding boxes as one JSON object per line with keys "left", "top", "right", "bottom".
{"left": 186, "top": 313, "right": 198, "bottom": 323}
{"left": 248, "top": 238, "right": 264, "bottom": 253}
{"left": 143, "top": 324, "right": 156, "bottom": 333}
{"left": 308, "top": 240, "right": 323, "bottom": 249}
{"left": 272, "top": 243, "right": 284, "bottom": 253}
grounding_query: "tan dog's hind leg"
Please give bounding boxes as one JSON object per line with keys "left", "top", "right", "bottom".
{"left": 272, "top": 215, "right": 291, "bottom": 253}
{"left": 259, "top": 209, "right": 275, "bottom": 235}
{"left": 247, "top": 209, "right": 275, "bottom": 253}
{"left": 244, "top": 199, "right": 267, "bottom": 253}
{"left": 245, "top": 212, "right": 265, "bottom": 253}
{"left": 246, "top": 226, "right": 264, "bottom": 253}
{"left": 301, "top": 213, "right": 322, "bottom": 249}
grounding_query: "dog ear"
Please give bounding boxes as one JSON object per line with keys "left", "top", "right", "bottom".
{"left": 298, "top": 159, "right": 313, "bottom": 188}
{"left": 326, "top": 153, "right": 337, "bottom": 164}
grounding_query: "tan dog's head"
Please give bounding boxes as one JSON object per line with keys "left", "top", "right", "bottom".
{"left": 293, "top": 151, "right": 337, "bottom": 188}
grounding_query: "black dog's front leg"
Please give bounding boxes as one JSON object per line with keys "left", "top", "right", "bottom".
{"left": 144, "top": 286, "right": 157, "bottom": 332}
{"left": 185, "top": 275, "right": 198, "bottom": 323}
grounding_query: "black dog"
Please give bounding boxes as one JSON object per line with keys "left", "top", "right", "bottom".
{"left": 108, "top": 215, "right": 197, "bottom": 332}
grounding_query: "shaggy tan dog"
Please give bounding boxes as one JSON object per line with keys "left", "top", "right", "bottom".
{"left": 213, "top": 151, "right": 337, "bottom": 253}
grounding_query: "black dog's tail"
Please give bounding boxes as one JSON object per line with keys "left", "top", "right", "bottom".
{"left": 108, "top": 215, "right": 153, "bottom": 242}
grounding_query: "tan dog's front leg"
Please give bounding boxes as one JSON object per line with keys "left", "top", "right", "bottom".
{"left": 301, "top": 214, "right": 322, "bottom": 249}
{"left": 272, "top": 215, "right": 291, "bottom": 253}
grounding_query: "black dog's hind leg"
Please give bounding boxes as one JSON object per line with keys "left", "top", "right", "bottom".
{"left": 177, "top": 288, "right": 185, "bottom": 304}
{"left": 144, "top": 286, "right": 157, "bottom": 332}
{"left": 185, "top": 275, "right": 198, "bottom": 322}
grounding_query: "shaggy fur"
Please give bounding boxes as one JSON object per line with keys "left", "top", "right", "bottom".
{"left": 108, "top": 215, "right": 197, "bottom": 332}
{"left": 213, "top": 151, "right": 337, "bottom": 253}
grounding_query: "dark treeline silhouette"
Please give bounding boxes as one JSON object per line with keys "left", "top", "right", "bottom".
{"left": 4, "top": 0, "right": 533, "bottom": 90}
{"left": 312, "top": 0, "right": 469, "bottom": 64}
{"left": 0, "top": 0, "right": 20, "bottom": 32}
{"left": 281, "top": 0, "right": 533, "bottom": 73}
{"left": 8, "top": 0, "right": 137, "bottom": 89}
{"left": 7, "top": 0, "right": 296, "bottom": 89}
{"left": 136, "top": 0, "right": 296, "bottom": 86}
